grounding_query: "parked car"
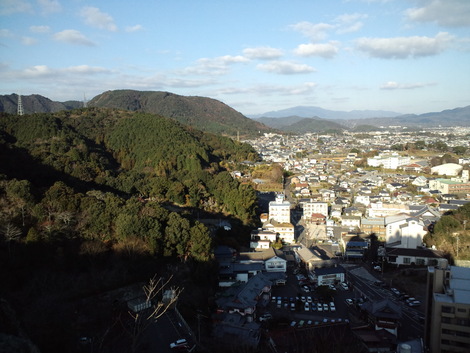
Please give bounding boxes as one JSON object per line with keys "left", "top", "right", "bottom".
{"left": 317, "top": 303, "right": 323, "bottom": 312}
{"left": 391, "top": 287, "right": 401, "bottom": 296}
{"left": 328, "top": 284, "right": 336, "bottom": 291}
{"left": 340, "top": 282, "right": 349, "bottom": 290}
{"left": 323, "top": 303, "right": 329, "bottom": 311}
{"left": 302, "top": 285, "right": 310, "bottom": 292}
{"left": 291, "top": 303, "right": 296, "bottom": 311}
{"left": 304, "top": 302, "right": 310, "bottom": 311}
{"left": 408, "top": 300, "right": 421, "bottom": 307}
{"left": 329, "top": 302, "right": 336, "bottom": 312}
{"left": 259, "top": 313, "right": 273, "bottom": 321}
{"left": 307, "top": 296, "right": 313, "bottom": 303}
{"left": 170, "top": 339, "right": 188, "bottom": 349}
{"left": 345, "top": 298, "right": 353, "bottom": 306}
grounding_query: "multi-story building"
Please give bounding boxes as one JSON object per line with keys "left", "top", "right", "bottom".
{"left": 367, "top": 153, "right": 411, "bottom": 170}
{"left": 302, "top": 200, "right": 328, "bottom": 220}
{"left": 268, "top": 193, "right": 291, "bottom": 223}
{"left": 424, "top": 264, "right": 470, "bottom": 353}
{"left": 429, "top": 178, "right": 470, "bottom": 195}
{"left": 361, "top": 217, "right": 386, "bottom": 240}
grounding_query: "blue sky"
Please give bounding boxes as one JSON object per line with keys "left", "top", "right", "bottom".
{"left": 1, "top": 0, "right": 469, "bottom": 116}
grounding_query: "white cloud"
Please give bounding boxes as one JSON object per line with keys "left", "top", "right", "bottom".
{"left": 38, "top": 0, "right": 61, "bottom": 14}
{"left": 17, "top": 64, "right": 110, "bottom": 79}
{"left": 21, "top": 36, "right": 37, "bottom": 45}
{"left": 53, "top": 29, "right": 95, "bottom": 46}
{"left": 0, "top": 29, "right": 13, "bottom": 37}
{"left": 289, "top": 21, "right": 334, "bottom": 42}
{"left": 335, "top": 13, "right": 367, "bottom": 34}
{"left": 217, "top": 82, "right": 317, "bottom": 96}
{"left": 380, "top": 81, "right": 436, "bottom": 90}
{"left": 0, "top": 0, "right": 32, "bottom": 15}
{"left": 405, "top": 0, "right": 470, "bottom": 27}
{"left": 125, "top": 24, "right": 143, "bottom": 33}
{"left": 257, "top": 61, "right": 316, "bottom": 74}
{"left": 80, "top": 6, "right": 117, "bottom": 32}
{"left": 180, "top": 55, "right": 249, "bottom": 76}
{"left": 243, "top": 46, "right": 283, "bottom": 60}
{"left": 294, "top": 41, "right": 339, "bottom": 58}
{"left": 30, "top": 25, "right": 51, "bottom": 33}
{"left": 355, "top": 32, "right": 454, "bottom": 58}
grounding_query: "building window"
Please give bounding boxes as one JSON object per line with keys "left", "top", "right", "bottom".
{"left": 416, "top": 258, "right": 425, "bottom": 265}
{"left": 403, "top": 257, "right": 411, "bottom": 264}
{"left": 442, "top": 306, "right": 455, "bottom": 314}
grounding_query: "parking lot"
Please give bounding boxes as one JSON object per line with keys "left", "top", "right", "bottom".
{"left": 260, "top": 266, "right": 355, "bottom": 327}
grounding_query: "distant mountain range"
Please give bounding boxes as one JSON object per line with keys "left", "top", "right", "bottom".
{"left": 1, "top": 92, "right": 468, "bottom": 135}
{"left": 253, "top": 105, "right": 470, "bottom": 131}
{"left": 249, "top": 106, "right": 402, "bottom": 120}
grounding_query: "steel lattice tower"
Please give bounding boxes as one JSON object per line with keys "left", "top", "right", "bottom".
{"left": 17, "top": 94, "right": 24, "bottom": 116}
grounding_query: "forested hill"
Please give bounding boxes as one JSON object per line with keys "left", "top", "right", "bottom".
{"left": 0, "top": 107, "right": 262, "bottom": 351}
{"left": 88, "top": 90, "right": 273, "bottom": 137}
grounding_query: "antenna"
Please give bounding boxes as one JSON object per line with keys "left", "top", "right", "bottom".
{"left": 17, "top": 94, "right": 24, "bottom": 116}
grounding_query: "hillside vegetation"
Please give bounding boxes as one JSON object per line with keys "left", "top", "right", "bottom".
{"left": 89, "top": 90, "right": 273, "bottom": 137}
{"left": 0, "top": 108, "right": 260, "bottom": 351}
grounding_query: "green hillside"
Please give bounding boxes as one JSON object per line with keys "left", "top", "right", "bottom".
{"left": 89, "top": 89, "right": 273, "bottom": 137}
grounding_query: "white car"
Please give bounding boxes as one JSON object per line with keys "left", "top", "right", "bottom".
{"left": 317, "top": 303, "right": 323, "bottom": 312}
{"left": 345, "top": 299, "right": 353, "bottom": 306}
{"left": 329, "top": 302, "right": 336, "bottom": 312}
{"left": 307, "top": 296, "right": 313, "bottom": 303}
{"left": 329, "top": 284, "right": 336, "bottom": 291}
{"left": 340, "top": 282, "right": 349, "bottom": 290}
{"left": 304, "top": 302, "right": 310, "bottom": 311}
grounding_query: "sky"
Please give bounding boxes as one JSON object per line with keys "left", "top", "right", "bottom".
{"left": 1, "top": 0, "right": 470, "bottom": 116}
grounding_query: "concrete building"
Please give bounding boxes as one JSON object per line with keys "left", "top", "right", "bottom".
{"left": 385, "top": 215, "right": 427, "bottom": 249}
{"left": 424, "top": 264, "right": 470, "bottom": 353}
{"left": 302, "top": 200, "right": 329, "bottom": 220}
{"left": 429, "top": 178, "right": 470, "bottom": 195}
{"left": 268, "top": 193, "right": 291, "bottom": 223}
{"left": 367, "top": 153, "right": 411, "bottom": 170}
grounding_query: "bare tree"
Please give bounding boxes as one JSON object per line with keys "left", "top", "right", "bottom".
{"left": 128, "top": 275, "right": 182, "bottom": 353}
{"left": 1, "top": 222, "right": 22, "bottom": 253}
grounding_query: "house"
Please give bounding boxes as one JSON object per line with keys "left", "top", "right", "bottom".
{"left": 385, "top": 247, "right": 446, "bottom": 266}
{"left": 262, "top": 220, "right": 295, "bottom": 244}
{"left": 361, "top": 299, "right": 402, "bottom": 337}
{"left": 342, "top": 216, "right": 361, "bottom": 230}
{"left": 312, "top": 266, "right": 346, "bottom": 285}
{"left": 239, "top": 247, "right": 287, "bottom": 273}
{"left": 215, "top": 272, "right": 272, "bottom": 316}
{"left": 212, "top": 313, "right": 261, "bottom": 351}
{"left": 250, "top": 229, "right": 277, "bottom": 250}
{"left": 294, "top": 245, "right": 323, "bottom": 271}
{"left": 309, "top": 213, "right": 326, "bottom": 224}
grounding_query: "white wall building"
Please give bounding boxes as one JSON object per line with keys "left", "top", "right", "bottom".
{"left": 269, "top": 194, "right": 291, "bottom": 223}
{"left": 302, "top": 201, "right": 328, "bottom": 219}
{"left": 385, "top": 215, "right": 427, "bottom": 249}
{"left": 367, "top": 153, "right": 411, "bottom": 170}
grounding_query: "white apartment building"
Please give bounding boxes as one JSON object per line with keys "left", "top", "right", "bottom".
{"left": 302, "top": 201, "right": 328, "bottom": 220}
{"left": 367, "top": 153, "right": 411, "bottom": 170}
{"left": 269, "top": 194, "right": 291, "bottom": 224}
{"left": 385, "top": 215, "right": 427, "bottom": 249}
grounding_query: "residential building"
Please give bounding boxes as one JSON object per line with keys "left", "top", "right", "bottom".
{"left": 385, "top": 215, "right": 427, "bottom": 249}
{"left": 250, "top": 229, "right": 277, "bottom": 250}
{"left": 361, "top": 217, "right": 386, "bottom": 241}
{"left": 361, "top": 299, "right": 402, "bottom": 337}
{"left": 385, "top": 247, "right": 446, "bottom": 266}
{"left": 312, "top": 266, "right": 345, "bottom": 285}
{"left": 268, "top": 193, "right": 291, "bottom": 223}
{"left": 262, "top": 220, "right": 295, "bottom": 244}
{"left": 302, "top": 200, "right": 328, "bottom": 220}
{"left": 424, "top": 264, "right": 470, "bottom": 353}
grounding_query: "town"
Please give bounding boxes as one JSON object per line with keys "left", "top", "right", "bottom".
{"left": 202, "top": 126, "right": 470, "bottom": 353}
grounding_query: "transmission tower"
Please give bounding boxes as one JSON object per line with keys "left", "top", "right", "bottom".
{"left": 83, "top": 93, "right": 87, "bottom": 108}
{"left": 17, "top": 94, "right": 24, "bottom": 116}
